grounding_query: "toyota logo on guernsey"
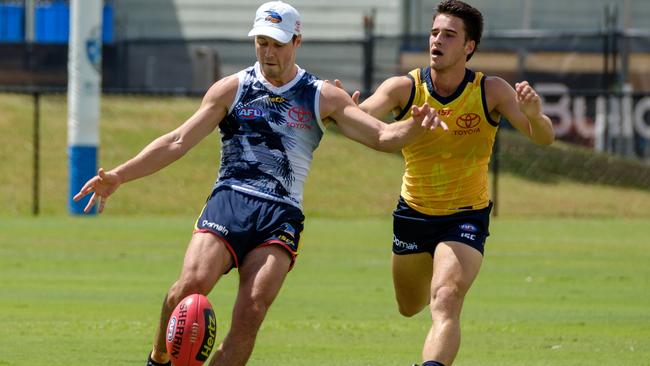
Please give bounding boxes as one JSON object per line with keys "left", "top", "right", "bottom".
{"left": 454, "top": 113, "right": 481, "bottom": 136}
{"left": 238, "top": 107, "right": 263, "bottom": 120}
{"left": 287, "top": 106, "right": 314, "bottom": 129}
{"left": 456, "top": 113, "right": 481, "bottom": 128}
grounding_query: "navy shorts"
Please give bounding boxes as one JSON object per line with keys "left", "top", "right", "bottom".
{"left": 392, "top": 197, "right": 492, "bottom": 256}
{"left": 194, "top": 187, "right": 305, "bottom": 270}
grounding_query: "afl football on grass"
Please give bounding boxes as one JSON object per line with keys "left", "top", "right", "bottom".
{"left": 166, "top": 294, "right": 217, "bottom": 366}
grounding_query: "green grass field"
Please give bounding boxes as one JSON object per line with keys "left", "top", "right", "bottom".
{"left": 2, "top": 93, "right": 650, "bottom": 218}
{"left": 1, "top": 93, "right": 650, "bottom": 365}
{"left": 1, "top": 216, "right": 648, "bottom": 365}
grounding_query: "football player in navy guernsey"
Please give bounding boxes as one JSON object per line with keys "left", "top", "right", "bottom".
{"left": 73, "top": 2, "right": 445, "bottom": 366}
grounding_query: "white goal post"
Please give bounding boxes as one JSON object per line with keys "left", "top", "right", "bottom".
{"left": 67, "top": 0, "right": 103, "bottom": 215}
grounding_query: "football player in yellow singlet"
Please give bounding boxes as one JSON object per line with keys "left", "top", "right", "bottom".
{"left": 343, "top": 1, "right": 554, "bottom": 365}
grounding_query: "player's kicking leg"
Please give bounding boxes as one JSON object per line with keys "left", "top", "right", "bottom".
{"left": 208, "top": 245, "right": 291, "bottom": 366}
{"left": 147, "top": 232, "right": 234, "bottom": 366}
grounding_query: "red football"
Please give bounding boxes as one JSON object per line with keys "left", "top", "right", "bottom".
{"left": 165, "top": 294, "right": 217, "bottom": 366}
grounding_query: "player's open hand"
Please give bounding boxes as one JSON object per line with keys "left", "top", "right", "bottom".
{"left": 515, "top": 81, "right": 542, "bottom": 118}
{"left": 411, "top": 103, "right": 448, "bottom": 131}
{"left": 72, "top": 168, "right": 122, "bottom": 213}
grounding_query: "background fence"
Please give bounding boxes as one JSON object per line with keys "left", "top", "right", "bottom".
{"left": 2, "top": 1, "right": 650, "bottom": 216}
{"left": 3, "top": 29, "right": 650, "bottom": 156}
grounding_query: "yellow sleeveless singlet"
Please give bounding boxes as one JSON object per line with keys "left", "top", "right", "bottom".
{"left": 396, "top": 67, "right": 499, "bottom": 216}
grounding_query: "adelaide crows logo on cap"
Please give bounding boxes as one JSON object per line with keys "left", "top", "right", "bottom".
{"left": 265, "top": 10, "right": 283, "bottom": 24}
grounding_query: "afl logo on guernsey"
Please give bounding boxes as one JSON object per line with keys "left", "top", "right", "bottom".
{"left": 238, "top": 107, "right": 264, "bottom": 120}
{"left": 456, "top": 113, "right": 481, "bottom": 129}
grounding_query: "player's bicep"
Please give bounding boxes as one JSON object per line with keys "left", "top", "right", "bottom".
{"left": 320, "top": 84, "right": 383, "bottom": 147}
{"left": 360, "top": 76, "right": 413, "bottom": 120}
{"left": 359, "top": 88, "right": 394, "bottom": 119}
{"left": 201, "top": 75, "right": 239, "bottom": 126}
{"left": 173, "top": 75, "right": 238, "bottom": 148}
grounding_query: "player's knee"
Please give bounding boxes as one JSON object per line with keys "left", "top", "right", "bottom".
{"left": 396, "top": 297, "right": 427, "bottom": 317}
{"left": 238, "top": 296, "right": 272, "bottom": 327}
{"left": 431, "top": 285, "right": 463, "bottom": 314}
{"left": 397, "top": 304, "right": 420, "bottom": 318}
{"left": 167, "top": 279, "right": 208, "bottom": 305}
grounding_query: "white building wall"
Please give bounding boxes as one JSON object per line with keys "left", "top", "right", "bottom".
{"left": 113, "top": 0, "right": 401, "bottom": 40}
{"left": 424, "top": 0, "right": 650, "bottom": 31}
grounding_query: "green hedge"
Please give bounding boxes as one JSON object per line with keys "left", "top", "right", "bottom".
{"left": 496, "top": 129, "right": 650, "bottom": 190}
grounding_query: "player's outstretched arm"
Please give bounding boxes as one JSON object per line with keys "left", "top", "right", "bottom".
{"left": 73, "top": 75, "right": 238, "bottom": 213}
{"left": 333, "top": 76, "right": 412, "bottom": 121}
{"left": 488, "top": 77, "right": 555, "bottom": 145}
{"left": 320, "top": 82, "right": 446, "bottom": 152}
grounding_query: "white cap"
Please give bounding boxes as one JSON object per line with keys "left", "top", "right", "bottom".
{"left": 248, "top": 1, "right": 301, "bottom": 44}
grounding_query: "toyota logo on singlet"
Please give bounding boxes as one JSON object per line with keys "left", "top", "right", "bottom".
{"left": 288, "top": 106, "right": 313, "bottom": 123}
{"left": 456, "top": 113, "right": 481, "bottom": 129}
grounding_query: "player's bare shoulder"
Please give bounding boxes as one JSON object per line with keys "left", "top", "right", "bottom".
{"left": 204, "top": 74, "right": 240, "bottom": 104}
{"left": 319, "top": 80, "right": 353, "bottom": 111}
{"left": 483, "top": 75, "right": 516, "bottom": 112}
{"left": 483, "top": 75, "right": 513, "bottom": 95}
{"left": 198, "top": 74, "right": 241, "bottom": 119}
{"left": 380, "top": 75, "right": 415, "bottom": 101}
{"left": 362, "top": 75, "right": 415, "bottom": 118}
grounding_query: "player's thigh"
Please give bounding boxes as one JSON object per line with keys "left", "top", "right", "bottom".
{"left": 432, "top": 241, "right": 483, "bottom": 296}
{"left": 392, "top": 252, "right": 433, "bottom": 307}
{"left": 178, "top": 232, "right": 234, "bottom": 294}
{"left": 237, "top": 244, "right": 292, "bottom": 306}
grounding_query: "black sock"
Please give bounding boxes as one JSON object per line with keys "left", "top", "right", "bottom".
{"left": 422, "top": 361, "right": 446, "bottom": 366}
{"left": 147, "top": 353, "right": 171, "bottom": 366}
